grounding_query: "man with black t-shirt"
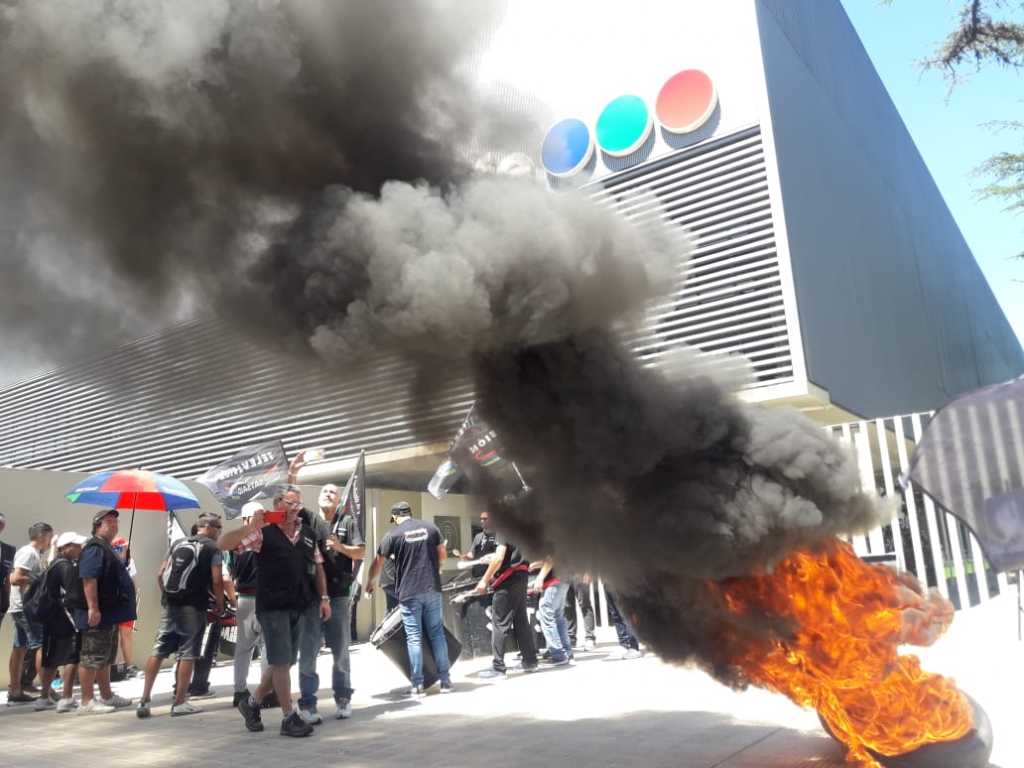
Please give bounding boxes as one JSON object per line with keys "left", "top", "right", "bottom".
{"left": 220, "top": 486, "right": 330, "bottom": 738}
{"left": 296, "top": 483, "right": 365, "bottom": 723}
{"left": 473, "top": 528, "right": 537, "bottom": 678}
{"left": 458, "top": 510, "right": 498, "bottom": 581}
{"left": 137, "top": 513, "right": 224, "bottom": 718}
{"left": 367, "top": 501, "right": 452, "bottom": 697}
{"left": 36, "top": 532, "right": 87, "bottom": 713}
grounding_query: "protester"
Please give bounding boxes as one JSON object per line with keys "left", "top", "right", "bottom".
{"left": 367, "top": 501, "right": 452, "bottom": 697}
{"left": 72, "top": 509, "right": 136, "bottom": 714}
{"left": 137, "top": 513, "right": 224, "bottom": 718}
{"left": 110, "top": 537, "right": 140, "bottom": 680}
{"left": 458, "top": 510, "right": 498, "bottom": 581}
{"left": 605, "top": 592, "right": 642, "bottom": 660}
{"left": 229, "top": 502, "right": 270, "bottom": 709}
{"left": 296, "top": 482, "right": 365, "bottom": 722}
{"left": 530, "top": 557, "right": 572, "bottom": 666}
{"left": 473, "top": 527, "right": 538, "bottom": 678}
{"left": 566, "top": 576, "right": 597, "bottom": 652}
{"left": 219, "top": 487, "right": 330, "bottom": 738}
{"left": 7, "top": 521, "right": 54, "bottom": 704}
{"left": 0, "top": 513, "right": 14, "bottom": 636}
{"left": 36, "top": 532, "right": 87, "bottom": 713}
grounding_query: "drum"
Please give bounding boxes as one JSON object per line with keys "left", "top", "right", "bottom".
{"left": 369, "top": 606, "right": 462, "bottom": 689}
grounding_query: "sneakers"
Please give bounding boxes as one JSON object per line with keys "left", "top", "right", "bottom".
{"left": 542, "top": 655, "right": 571, "bottom": 667}
{"left": 297, "top": 708, "right": 322, "bottom": 725}
{"left": 77, "top": 699, "right": 115, "bottom": 715}
{"left": 334, "top": 699, "right": 352, "bottom": 719}
{"left": 101, "top": 694, "right": 133, "bottom": 709}
{"left": 520, "top": 663, "right": 539, "bottom": 674}
{"left": 408, "top": 685, "right": 426, "bottom": 699}
{"left": 584, "top": 638, "right": 597, "bottom": 652}
{"left": 478, "top": 668, "right": 506, "bottom": 680}
{"left": 136, "top": 700, "right": 151, "bottom": 719}
{"left": 188, "top": 688, "right": 217, "bottom": 700}
{"left": 56, "top": 698, "right": 77, "bottom": 714}
{"left": 6, "top": 691, "right": 35, "bottom": 705}
{"left": 280, "top": 711, "right": 314, "bottom": 737}
{"left": 439, "top": 681, "right": 454, "bottom": 694}
{"left": 622, "top": 648, "right": 643, "bottom": 660}
{"left": 233, "top": 690, "right": 250, "bottom": 708}
{"left": 238, "top": 695, "right": 264, "bottom": 732}
{"left": 171, "top": 701, "right": 203, "bottom": 717}
{"left": 23, "top": 684, "right": 41, "bottom": 695}
{"left": 33, "top": 696, "right": 56, "bottom": 711}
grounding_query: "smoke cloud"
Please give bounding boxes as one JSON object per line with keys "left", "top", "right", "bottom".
{"left": 3, "top": 0, "right": 890, "bottom": 693}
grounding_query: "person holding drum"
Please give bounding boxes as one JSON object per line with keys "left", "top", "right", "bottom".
{"left": 366, "top": 501, "right": 453, "bottom": 697}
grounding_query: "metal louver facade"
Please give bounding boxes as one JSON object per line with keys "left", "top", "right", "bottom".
{"left": 0, "top": 124, "right": 798, "bottom": 477}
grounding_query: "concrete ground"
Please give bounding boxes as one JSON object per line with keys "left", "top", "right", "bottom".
{"left": 1, "top": 593, "right": 1020, "bottom": 768}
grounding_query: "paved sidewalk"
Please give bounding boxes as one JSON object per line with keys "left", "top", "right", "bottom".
{"left": 1, "top": 594, "right": 1019, "bottom": 767}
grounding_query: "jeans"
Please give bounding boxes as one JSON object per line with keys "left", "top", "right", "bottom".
{"left": 605, "top": 592, "right": 639, "bottom": 651}
{"left": 296, "top": 601, "right": 324, "bottom": 710}
{"left": 233, "top": 596, "right": 267, "bottom": 693}
{"left": 566, "top": 580, "right": 596, "bottom": 646}
{"left": 538, "top": 582, "right": 572, "bottom": 660}
{"left": 398, "top": 591, "right": 450, "bottom": 689}
{"left": 298, "top": 595, "right": 354, "bottom": 711}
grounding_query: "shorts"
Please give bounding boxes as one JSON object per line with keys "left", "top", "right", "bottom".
{"left": 43, "top": 631, "right": 81, "bottom": 668}
{"left": 152, "top": 604, "right": 206, "bottom": 661}
{"left": 80, "top": 627, "right": 119, "bottom": 669}
{"left": 256, "top": 608, "right": 303, "bottom": 667}
{"left": 11, "top": 612, "right": 43, "bottom": 650}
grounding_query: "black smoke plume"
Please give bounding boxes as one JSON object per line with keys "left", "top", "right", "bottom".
{"left": 2, "top": 0, "right": 888, "bottom": 689}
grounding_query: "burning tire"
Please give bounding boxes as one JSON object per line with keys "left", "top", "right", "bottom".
{"left": 818, "top": 692, "right": 993, "bottom": 768}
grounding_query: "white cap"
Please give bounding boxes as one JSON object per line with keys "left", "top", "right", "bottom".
{"left": 56, "top": 532, "right": 88, "bottom": 549}
{"left": 240, "top": 501, "right": 264, "bottom": 519}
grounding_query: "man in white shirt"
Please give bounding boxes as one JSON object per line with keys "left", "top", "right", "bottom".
{"left": 7, "top": 522, "right": 54, "bottom": 705}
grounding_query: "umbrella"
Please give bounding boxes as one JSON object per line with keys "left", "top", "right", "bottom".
{"left": 66, "top": 468, "right": 201, "bottom": 547}
{"left": 903, "top": 374, "right": 1024, "bottom": 574}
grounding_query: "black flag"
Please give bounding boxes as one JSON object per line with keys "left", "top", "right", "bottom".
{"left": 334, "top": 450, "right": 367, "bottom": 538}
{"left": 904, "top": 375, "right": 1024, "bottom": 572}
{"left": 195, "top": 440, "right": 290, "bottom": 519}
{"left": 428, "top": 403, "right": 528, "bottom": 501}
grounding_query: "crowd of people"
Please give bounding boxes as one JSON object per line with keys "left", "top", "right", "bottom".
{"left": 0, "top": 481, "right": 644, "bottom": 738}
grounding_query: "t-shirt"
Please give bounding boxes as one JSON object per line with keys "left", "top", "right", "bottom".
{"left": 322, "top": 512, "right": 364, "bottom": 598}
{"left": 74, "top": 542, "right": 138, "bottom": 630}
{"left": 495, "top": 536, "right": 527, "bottom": 574}
{"left": 43, "top": 558, "right": 78, "bottom": 635}
{"left": 9, "top": 544, "right": 43, "bottom": 613}
{"left": 0, "top": 541, "right": 15, "bottom": 615}
{"left": 378, "top": 519, "right": 442, "bottom": 602}
{"left": 470, "top": 531, "right": 498, "bottom": 578}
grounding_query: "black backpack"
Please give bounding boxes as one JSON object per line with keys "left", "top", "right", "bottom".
{"left": 22, "top": 560, "right": 68, "bottom": 624}
{"left": 162, "top": 537, "right": 206, "bottom": 605}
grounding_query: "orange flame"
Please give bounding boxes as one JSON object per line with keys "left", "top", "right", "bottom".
{"left": 710, "top": 538, "right": 971, "bottom": 766}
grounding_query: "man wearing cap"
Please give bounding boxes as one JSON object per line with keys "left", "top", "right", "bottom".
{"left": 295, "top": 482, "right": 365, "bottom": 723}
{"left": 71, "top": 509, "right": 136, "bottom": 714}
{"left": 7, "top": 521, "right": 54, "bottom": 705}
{"left": 36, "top": 532, "right": 87, "bottom": 713}
{"left": 219, "top": 486, "right": 330, "bottom": 738}
{"left": 136, "top": 512, "right": 224, "bottom": 718}
{"left": 367, "top": 501, "right": 452, "bottom": 697}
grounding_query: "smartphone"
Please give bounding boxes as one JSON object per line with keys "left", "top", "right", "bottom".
{"left": 263, "top": 509, "right": 286, "bottom": 524}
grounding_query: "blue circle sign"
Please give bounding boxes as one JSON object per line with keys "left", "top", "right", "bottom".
{"left": 541, "top": 118, "right": 594, "bottom": 177}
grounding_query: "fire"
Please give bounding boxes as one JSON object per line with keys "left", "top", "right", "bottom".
{"left": 709, "top": 538, "right": 972, "bottom": 766}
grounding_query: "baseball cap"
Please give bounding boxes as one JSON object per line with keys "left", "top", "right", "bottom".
{"left": 390, "top": 501, "right": 412, "bottom": 516}
{"left": 240, "top": 501, "right": 264, "bottom": 519}
{"left": 92, "top": 508, "right": 119, "bottom": 524}
{"left": 56, "top": 531, "right": 88, "bottom": 549}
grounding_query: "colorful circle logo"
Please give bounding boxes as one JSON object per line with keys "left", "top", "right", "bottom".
{"left": 595, "top": 95, "right": 652, "bottom": 157}
{"left": 655, "top": 69, "right": 717, "bottom": 134}
{"left": 540, "top": 68, "right": 718, "bottom": 178}
{"left": 541, "top": 118, "right": 594, "bottom": 178}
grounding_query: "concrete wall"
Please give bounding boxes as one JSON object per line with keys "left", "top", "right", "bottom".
{"left": 755, "top": 0, "right": 1024, "bottom": 417}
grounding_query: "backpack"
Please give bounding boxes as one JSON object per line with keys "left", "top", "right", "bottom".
{"left": 22, "top": 561, "right": 63, "bottom": 624}
{"left": 161, "top": 537, "right": 206, "bottom": 604}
